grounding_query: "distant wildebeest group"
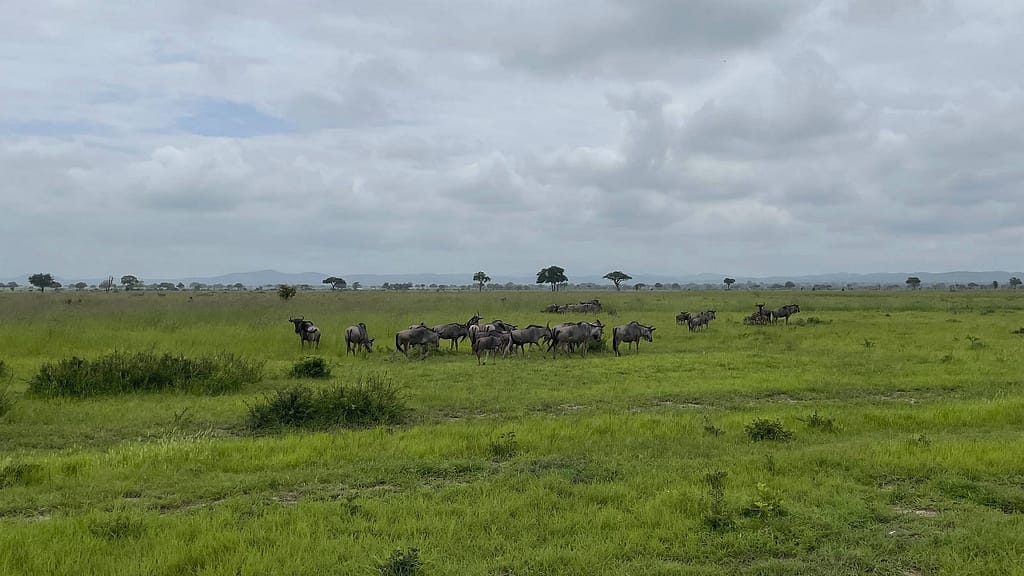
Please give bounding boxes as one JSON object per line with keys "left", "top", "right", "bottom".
{"left": 285, "top": 300, "right": 801, "bottom": 362}
{"left": 543, "top": 299, "right": 602, "bottom": 314}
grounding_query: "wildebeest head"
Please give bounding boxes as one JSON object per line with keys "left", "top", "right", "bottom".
{"left": 288, "top": 317, "right": 308, "bottom": 333}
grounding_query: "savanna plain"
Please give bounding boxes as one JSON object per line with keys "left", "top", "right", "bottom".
{"left": 1, "top": 289, "right": 1024, "bottom": 575}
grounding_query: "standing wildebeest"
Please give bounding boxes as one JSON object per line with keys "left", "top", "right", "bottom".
{"left": 773, "top": 304, "right": 800, "bottom": 324}
{"left": 744, "top": 304, "right": 773, "bottom": 325}
{"left": 510, "top": 324, "right": 549, "bottom": 354}
{"left": 675, "top": 312, "right": 691, "bottom": 325}
{"left": 288, "top": 317, "right": 321, "bottom": 349}
{"left": 344, "top": 322, "right": 374, "bottom": 354}
{"left": 687, "top": 310, "right": 716, "bottom": 332}
{"left": 395, "top": 325, "right": 441, "bottom": 356}
{"left": 432, "top": 314, "right": 481, "bottom": 351}
{"left": 472, "top": 331, "right": 512, "bottom": 365}
{"left": 612, "top": 321, "right": 655, "bottom": 356}
{"left": 550, "top": 320, "right": 604, "bottom": 358}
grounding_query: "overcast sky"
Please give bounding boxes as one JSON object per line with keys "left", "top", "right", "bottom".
{"left": 2, "top": 0, "right": 1022, "bottom": 280}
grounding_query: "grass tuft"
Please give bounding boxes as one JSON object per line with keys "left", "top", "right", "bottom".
{"left": 0, "top": 459, "right": 43, "bottom": 488}
{"left": 289, "top": 356, "right": 331, "bottom": 379}
{"left": 377, "top": 547, "right": 423, "bottom": 576}
{"left": 798, "top": 411, "right": 836, "bottom": 433}
{"left": 247, "top": 373, "right": 407, "bottom": 432}
{"left": 487, "top": 431, "right": 518, "bottom": 461}
{"left": 745, "top": 418, "right": 794, "bottom": 442}
{"left": 28, "top": 351, "right": 264, "bottom": 397}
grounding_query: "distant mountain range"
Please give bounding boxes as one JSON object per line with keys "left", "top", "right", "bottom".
{"left": 3, "top": 269, "right": 1022, "bottom": 288}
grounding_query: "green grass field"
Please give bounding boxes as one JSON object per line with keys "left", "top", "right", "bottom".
{"left": 2, "top": 289, "right": 1024, "bottom": 575}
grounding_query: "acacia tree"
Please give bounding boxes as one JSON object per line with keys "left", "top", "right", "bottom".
{"left": 322, "top": 276, "right": 346, "bottom": 290}
{"left": 603, "top": 271, "right": 632, "bottom": 291}
{"left": 121, "top": 275, "right": 141, "bottom": 291}
{"left": 473, "top": 271, "right": 491, "bottom": 291}
{"left": 73, "top": 282, "right": 88, "bottom": 291}
{"left": 537, "top": 266, "right": 568, "bottom": 291}
{"left": 99, "top": 276, "right": 114, "bottom": 292}
{"left": 6, "top": 282, "right": 18, "bottom": 292}
{"left": 1009, "top": 277, "right": 1021, "bottom": 289}
{"left": 723, "top": 277, "right": 736, "bottom": 290}
{"left": 28, "top": 273, "right": 60, "bottom": 292}
{"left": 278, "top": 284, "right": 297, "bottom": 301}
{"left": 906, "top": 276, "right": 921, "bottom": 290}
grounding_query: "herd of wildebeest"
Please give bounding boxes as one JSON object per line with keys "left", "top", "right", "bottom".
{"left": 287, "top": 301, "right": 801, "bottom": 364}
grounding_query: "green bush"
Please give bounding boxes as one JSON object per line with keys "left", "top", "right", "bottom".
{"left": 290, "top": 356, "right": 331, "bottom": 379}
{"left": 487, "top": 431, "right": 518, "bottom": 461}
{"left": 28, "top": 351, "right": 264, "bottom": 397}
{"left": 377, "top": 548, "right": 422, "bottom": 576}
{"left": 744, "top": 418, "right": 793, "bottom": 442}
{"left": 247, "top": 373, "right": 408, "bottom": 432}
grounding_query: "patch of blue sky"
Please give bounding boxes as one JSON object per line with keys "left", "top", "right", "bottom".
{"left": 0, "top": 120, "right": 108, "bottom": 137}
{"left": 174, "top": 99, "right": 294, "bottom": 137}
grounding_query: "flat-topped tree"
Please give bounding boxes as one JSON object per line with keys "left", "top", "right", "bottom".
{"left": 537, "top": 266, "right": 567, "bottom": 292}
{"left": 28, "top": 273, "right": 60, "bottom": 292}
{"left": 603, "top": 271, "right": 632, "bottom": 291}
{"left": 322, "top": 276, "right": 346, "bottom": 290}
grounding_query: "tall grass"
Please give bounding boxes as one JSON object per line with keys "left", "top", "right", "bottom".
{"left": 28, "top": 351, "right": 264, "bottom": 397}
{"left": 247, "top": 373, "right": 407, "bottom": 431}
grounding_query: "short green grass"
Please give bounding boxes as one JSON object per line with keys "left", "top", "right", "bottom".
{"left": 2, "top": 289, "right": 1024, "bottom": 575}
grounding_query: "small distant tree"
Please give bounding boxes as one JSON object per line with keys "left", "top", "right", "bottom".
{"left": 98, "top": 276, "right": 114, "bottom": 292}
{"left": 73, "top": 282, "right": 88, "bottom": 291}
{"left": 784, "top": 281, "right": 796, "bottom": 289}
{"left": 121, "top": 275, "right": 141, "bottom": 291}
{"left": 278, "top": 284, "right": 297, "bottom": 301}
{"left": 28, "top": 273, "right": 59, "bottom": 292}
{"left": 536, "top": 266, "right": 568, "bottom": 292}
{"left": 176, "top": 282, "right": 185, "bottom": 290}
{"left": 906, "top": 276, "right": 921, "bottom": 290}
{"left": 473, "top": 271, "right": 491, "bottom": 291}
{"left": 352, "top": 281, "right": 361, "bottom": 290}
{"left": 634, "top": 283, "right": 647, "bottom": 291}
{"left": 603, "top": 271, "right": 632, "bottom": 291}
{"left": 5, "top": 282, "right": 17, "bottom": 292}
{"left": 723, "top": 278, "right": 736, "bottom": 290}
{"left": 1010, "top": 277, "right": 1022, "bottom": 289}
{"left": 992, "top": 280, "right": 999, "bottom": 289}
{"left": 322, "top": 276, "right": 346, "bottom": 290}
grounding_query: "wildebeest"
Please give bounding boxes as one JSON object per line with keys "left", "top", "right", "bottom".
{"left": 743, "top": 304, "right": 773, "bottom": 325}
{"left": 395, "top": 325, "right": 441, "bottom": 356}
{"left": 675, "top": 312, "right": 691, "bottom": 325}
{"left": 472, "top": 331, "right": 512, "bottom": 364}
{"left": 549, "top": 320, "right": 604, "bottom": 358}
{"left": 510, "top": 324, "right": 549, "bottom": 354}
{"left": 470, "top": 319, "right": 517, "bottom": 343}
{"left": 288, "top": 317, "right": 321, "bottom": 349}
{"left": 773, "top": 304, "right": 800, "bottom": 324}
{"left": 434, "top": 314, "right": 482, "bottom": 350}
{"left": 344, "top": 322, "right": 374, "bottom": 354}
{"left": 688, "top": 310, "right": 716, "bottom": 332}
{"left": 612, "top": 321, "right": 655, "bottom": 356}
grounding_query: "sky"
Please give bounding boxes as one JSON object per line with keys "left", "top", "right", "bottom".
{"left": 2, "top": 0, "right": 1023, "bottom": 280}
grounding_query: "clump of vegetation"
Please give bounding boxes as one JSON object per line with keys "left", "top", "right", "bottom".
{"left": 0, "top": 360, "right": 11, "bottom": 418}
{"left": 487, "top": 431, "right": 518, "bottom": 461}
{"left": 289, "top": 356, "right": 331, "bottom": 379}
{"left": 702, "top": 470, "right": 732, "bottom": 530}
{"left": 966, "top": 335, "right": 984, "bottom": 349}
{"left": 28, "top": 351, "right": 264, "bottom": 397}
{"left": 742, "top": 482, "right": 786, "bottom": 519}
{"left": 277, "top": 284, "right": 297, "bottom": 301}
{"left": 377, "top": 547, "right": 423, "bottom": 576}
{"left": 792, "top": 316, "right": 830, "bottom": 326}
{"left": 702, "top": 415, "right": 725, "bottom": 437}
{"left": 799, "top": 411, "right": 836, "bottom": 433}
{"left": 87, "top": 511, "right": 146, "bottom": 541}
{"left": 0, "top": 459, "right": 43, "bottom": 488}
{"left": 587, "top": 337, "right": 608, "bottom": 353}
{"left": 909, "top": 433, "right": 932, "bottom": 448}
{"left": 862, "top": 338, "right": 876, "bottom": 349}
{"left": 1011, "top": 327, "right": 1024, "bottom": 335}
{"left": 745, "top": 418, "right": 793, "bottom": 442}
{"left": 247, "top": 374, "right": 407, "bottom": 432}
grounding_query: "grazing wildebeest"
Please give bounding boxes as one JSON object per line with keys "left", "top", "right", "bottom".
{"left": 288, "top": 317, "right": 321, "bottom": 349}
{"left": 675, "top": 312, "right": 691, "bottom": 325}
{"left": 344, "top": 322, "right": 374, "bottom": 354}
{"left": 687, "top": 310, "right": 716, "bottom": 332}
{"left": 744, "top": 304, "right": 773, "bottom": 325}
{"left": 550, "top": 320, "right": 604, "bottom": 358}
{"left": 472, "top": 331, "right": 512, "bottom": 365}
{"left": 773, "top": 304, "right": 800, "bottom": 324}
{"left": 395, "top": 325, "right": 441, "bottom": 356}
{"left": 612, "top": 321, "right": 655, "bottom": 356}
{"left": 510, "top": 324, "right": 549, "bottom": 354}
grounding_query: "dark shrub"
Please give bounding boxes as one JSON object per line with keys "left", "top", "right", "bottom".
{"left": 377, "top": 548, "right": 422, "bottom": 576}
{"left": 744, "top": 418, "right": 793, "bottom": 442}
{"left": 28, "top": 351, "right": 264, "bottom": 397}
{"left": 247, "top": 373, "right": 407, "bottom": 432}
{"left": 290, "top": 356, "right": 331, "bottom": 379}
